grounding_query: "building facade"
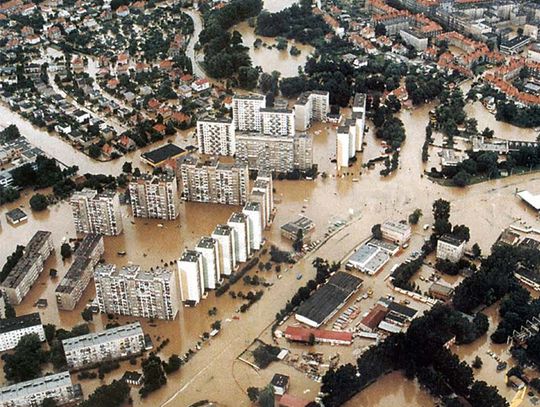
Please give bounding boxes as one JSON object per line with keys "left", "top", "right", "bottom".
{"left": 128, "top": 172, "right": 179, "bottom": 220}
{"left": 70, "top": 188, "right": 123, "bottom": 235}
{"left": 178, "top": 250, "right": 205, "bottom": 305}
{"left": 243, "top": 202, "right": 263, "bottom": 252}
{"left": 294, "top": 91, "right": 330, "bottom": 131}
{"left": 178, "top": 155, "right": 249, "bottom": 205}
{"left": 94, "top": 264, "right": 179, "bottom": 320}
{"left": 63, "top": 322, "right": 147, "bottom": 370}
{"left": 212, "top": 225, "right": 236, "bottom": 276}
{"left": 381, "top": 221, "right": 412, "bottom": 245}
{"left": 195, "top": 237, "right": 221, "bottom": 290}
{"left": 0, "top": 371, "right": 82, "bottom": 407}
{"left": 233, "top": 95, "right": 266, "bottom": 132}
{"left": 0, "top": 231, "right": 54, "bottom": 305}
{"left": 0, "top": 313, "right": 45, "bottom": 352}
{"left": 228, "top": 212, "right": 251, "bottom": 263}
{"left": 436, "top": 235, "right": 466, "bottom": 262}
{"left": 196, "top": 117, "right": 235, "bottom": 156}
{"left": 260, "top": 108, "right": 294, "bottom": 137}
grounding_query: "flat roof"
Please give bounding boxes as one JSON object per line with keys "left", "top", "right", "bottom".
{"left": 439, "top": 234, "right": 465, "bottom": 246}
{"left": 281, "top": 216, "right": 315, "bottom": 234}
{"left": 62, "top": 322, "right": 143, "bottom": 353}
{"left": 516, "top": 266, "right": 540, "bottom": 285}
{"left": 73, "top": 233, "right": 103, "bottom": 258}
{"left": 388, "top": 302, "right": 418, "bottom": 319}
{"left": 5, "top": 207, "right": 27, "bottom": 222}
{"left": 0, "top": 371, "right": 78, "bottom": 403}
{"left": 0, "top": 312, "right": 41, "bottom": 335}
{"left": 141, "top": 144, "right": 185, "bottom": 165}
{"left": 518, "top": 191, "right": 540, "bottom": 211}
{"left": 296, "top": 272, "right": 363, "bottom": 326}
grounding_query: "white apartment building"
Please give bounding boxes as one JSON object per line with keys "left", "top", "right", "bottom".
{"left": 56, "top": 233, "right": 104, "bottom": 311}
{"left": 178, "top": 155, "right": 249, "bottom": 205}
{"left": 344, "top": 120, "right": 356, "bottom": 157}
{"left": 212, "top": 225, "right": 237, "bottom": 276}
{"left": 437, "top": 235, "right": 466, "bottom": 263}
{"left": 70, "top": 188, "right": 123, "bottom": 235}
{"left": 352, "top": 93, "right": 367, "bottom": 151}
{"left": 336, "top": 126, "right": 351, "bottom": 169}
{"left": 243, "top": 201, "right": 263, "bottom": 252}
{"left": 178, "top": 250, "right": 205, "bottom": 305}
{"left": 380, "top": 220, "right": 412, "bottom": 246}
{"left": 63, "top": 322, "right": 147, "bottom": 370}
{"left": 0, "top": 231, "right": 54, "bottom": 305}
{"left": 294, "top": 91, "right": 330, "bottom": 131}
{"left": 94, "top": 264, "right": 179, "bottom": 320}
{"left": 228, "top": 212, "right": 251, "bottom": 263}
{"left": 128, "top": 172, "right": 179, "bottom": 220}
{"left": 195, "top": 237, "right": 221, "bottom": 290}
{"left": 0, "top": 313, "right": 45, "bottom": 352}
{"left": 260, "top": 108, "right": 294, "bottom": 137}
{"left": 0, "top": 371, "right": 82, "bottom": 407}
{"left": 233, "top": 95, "right": 266, "bottom": 132}
{"left": 196, "top": 117, "right": 235, "bottom": 156}
{"left": 250, "top": 174, "right": 274, "bottom": 227}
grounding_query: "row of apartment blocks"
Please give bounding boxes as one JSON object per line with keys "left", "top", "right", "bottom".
{"left": 94, "top": 264, "right": 179, "bottom": 320}
{"left": 336, "top": 93, "right": 367, "bottom": 169}
{"left": 63, "top": 322, "right": 149, "bottom": 370}
{"left": 0, "top": 231, "right": 54, "bottom": 305}
{"left": 196, "top": 92, "right": 328, "bottom": 173}
{"left": 177, "top": 155, "right": 249, "bottom": 205}
{"left": 55, "top": 234, "right": 104, "bottom": 311}
{"left": 178, "top": 174, "right": 274, "bottom": 305}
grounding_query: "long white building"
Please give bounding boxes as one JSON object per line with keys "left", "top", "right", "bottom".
{"left": 243, "top": 201, "right": 263, "bottom": 252}
{"left": 195, "top": 237, "right": 221, "bottom": 290}
{"left": 228, "top": 212, "right": 251, "bottom": 263}
{"left": 0, "top": 313, "right": 45, "bottom": 352}
{"left": 336, "top": 126, "right": 351, "bottom": 169}
{"left": 212, "top": 225, "right": 236, "bottom": 276}
{"left": 70, "top": 188, "right": 123, "bottom": 235}
{"left": 0, "top": 371, "right": 82, "bottom": 407}
{"left": 178, "top": 250, "right": 205, "bottom": 305}
{"left": 196, "top": 117, "right": 235, "bottom": 156}
{"left": 94, "top": 264, "right": 179, "bottom": 320}
{"left": 352, "top": 93, "right": 367, "bottom": 152}
{"left": 250, "top": 173, "right": 274, "bottom": 227}
{"left": 63, "top": 322, "right": 147, "bottom": 370}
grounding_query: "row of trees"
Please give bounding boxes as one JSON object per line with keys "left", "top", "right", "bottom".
{"left": 320, "top": 305, "right": 499, "bottom": 407}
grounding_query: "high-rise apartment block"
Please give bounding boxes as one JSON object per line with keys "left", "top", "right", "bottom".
{"left": 212, "top": 225, "right": 236, "bottom": 276}
{"left": 56, "top": 234, "right": 104, "bottom": 311}
{"left": 63, "top": 322, "right": 147, "bottom": 370}
{"left": 233, "top": 95, "right": 266, "bottom": 132}
{"left": 227, "top": 212, "right": 251, "bottom": 263}
{"left": 352, "top": 93, "right": 367, "bottom": 151}
{"left": 0, "top": 371, "right": 82, "bottom": 407}
{"left": 260, "top": 108, "right": 294, "bottom": 137}
{"left": 128, "top": 172, "right": 179, "bottom": 220}
{"left": 94, "top": 264, "right": 179, "bottom": 320}
{"left": 70, "top": 188, "right": 123, "bottom": 235}
{"left": 250, "top": 174, "right": 274, "bottom": 227}
{"left": 243, "top": 201, "right": 263, "bottom": 252}
{"left": 178, "top": 250, "right": 204, "bottom": 305}
{"left": 336, "top": 126, "right": 351, "bottom": 169}
{"left": 0, "top": 231, "right": 54, "bottom": 305}
{"left": 294, "top": 91, "right": 330, "bottom": 131}
{"left": 178, "top": 155, "right": 249, "bottom": 205}
{"left": 195, "top": 237, "right": 221, "bottom": 290}
{"left": 196, "top": 117, "right": 235, "bottom": 156}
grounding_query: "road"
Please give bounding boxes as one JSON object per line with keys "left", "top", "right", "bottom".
{"left": 183, "top": 8, "right": 206, "bottom": 79}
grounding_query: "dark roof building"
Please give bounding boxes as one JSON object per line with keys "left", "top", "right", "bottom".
{"left": 141, "top": 144, "right": 186, "bottom": 167}
{"left": 0, "top": 312, "right": 41, "bottom": 335}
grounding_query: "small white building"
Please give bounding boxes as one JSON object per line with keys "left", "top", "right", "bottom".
{"left": 380, "top": 221, "right": 411, "bottom": 246}
{"left": 436, "top": 234, "right": 466, "bottom": 263}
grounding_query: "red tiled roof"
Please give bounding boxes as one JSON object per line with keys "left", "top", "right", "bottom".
{"left": 283, "top": 326, "right": 352, "bottom": 343}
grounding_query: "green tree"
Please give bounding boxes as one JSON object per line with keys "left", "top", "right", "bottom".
{"left": 408, "top": 209, "right": 422, "bottom": 225}
{"left": 3, "top": 334, "right": 47, "bottom": 382}
{"left": 472, "top": 356, "right": 483, "bottom": 369}
{"left": 41, "top": 398, "right": 58, "bottom": 407}
{"left": 88, "top": 144, "right": 101, "bottom": 159}
{"left": 80, "top": 380, "right": 130, "bottom": 407}
{"left": 60, "top": 243, "right": 72, "bottom": 260}
{"left": 452, "top": 170, "right": 471, "bottom": 187}
{"left": 247, "top": 386, "right": 260, "bottom": 402}
{"left": 163, "top": 354, "right": 182, "bottom": 374}
{"left": 472, "top": 243, "right": 481, "bottom": 258}
{"left": 292, "top": 229, "right": 304, "bottom": 252}
{"left": 4, "top": 302, "right": 16, "bottom": 319}
{"left": 139, "top": 353, "right": 167, "bottom": 397}
{"left": 122, "top": 161, "right": 132, "bottom": 173}
{"left": 258, "top": 385, "right": 275, "bottom": 407}
{"left": 81, "top": 308, "right": 93, "bottom": 322}
{"left": 371, "top": 224, "right": 382, "bottom": 240}
{"left": 29, "top": 193, "right": 48, "bottom": 211}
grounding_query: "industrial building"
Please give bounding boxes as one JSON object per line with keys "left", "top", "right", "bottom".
{"left": 281, "top": 216, "right": 315, "bottom": 243}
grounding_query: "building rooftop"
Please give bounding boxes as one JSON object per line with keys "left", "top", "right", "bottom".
{"left": 5, "top": 207, "right": 28, "bottom": 223}
{"left": 213, "top": 224, "right": 232, "bottom": 236}
{"left": 271, "top": 373, "right": 290, "bottom": 388}
{"left": 62, "top": 322, "right": 143, "bottom": 353}
{"left": 439, "top": 234, "right": 465, "bottom": 247}
{"left": 141, "top": 144, "right": 185, "bottom": 166}
{"left": 73, "top": 233, "right": 103, "bottom": 258}
{"left": 296, "top": 272, "right": 363, "bottom": 326}
{"left": 0, "top": 312, "right": 41, "bottom": 335}
{"left": 353, "top": 93, "right": 366, "bottom": 107}
{"left": 281, "top": 216, "right": 315, "bottom": 235}
{"left": 179, "top": 249, "right": 201, "bottom": 263}
{"left": 228, "top": 212, "right": 247, "bottom": 223}
{"left": 517, "top": 190, "right": 540, "bottom": 211}
{"left": 55, "top": 256, "right": 92, "bottom": 294}
{"left": 197, "top": 236, "right": 216, "bottom": 249}
{"left": 381, "top": 220, "right": 410, "bottom": 233}
{"left": 243, "top": 201, "right": 261, "bottom": 212}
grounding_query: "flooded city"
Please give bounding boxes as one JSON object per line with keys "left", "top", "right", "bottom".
{"left": 1, "top": 0, "right": 540, "bottom": 406}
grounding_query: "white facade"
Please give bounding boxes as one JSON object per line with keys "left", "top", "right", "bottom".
{"left": 436, "top": 235, "right": 466, "bottom": 263}
{"left": 251, "top": 174, "right": 273, "bottom": 227}
{"left": 0, "top": 313, "right": 45, "bottom": 352}
{"left": 195, "top": 237, "right": 221, "bottom": 290}
{"left": 243, "top": 202, "right": 263, "bottom": 252}
{"left": 233, "top": 95, "right": 266, "bottom": 132}
{"left": 381, "top": 220, "right": 412, "bottom": 245}
{"left": 63, "top": 322, "right": 146, "bottom": 370}
{"left": 336, "top": 127, "right": 350, "bottom": 169}
{"left": 196, "top": 118, "right": 235, "bottom": 156}
{"left": 178, "top": 250, "right": 205, "bottom": 304}
{"left": 70, "top": 188, "right": 123, "bottom": 235}
{"left": 260, "top": 108, "right": 294, "bottom": 137}
{"left": 228, "top": 212, "right": 251, "bottom": 262}
{"left": 128, "top": 172, "right": 179, "bottom": 220}
{"left": 212, "top": 225, "right": 236, "bottom": 276}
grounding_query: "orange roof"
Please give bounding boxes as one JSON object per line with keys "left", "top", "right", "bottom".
{"left": 153, "top": 123, "right": 166, "bottom": 133}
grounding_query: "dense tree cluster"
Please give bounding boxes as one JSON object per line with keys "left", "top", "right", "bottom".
{"left": 199, "top": 0, "right": 262, "bottom": 80}
{"left": 432, "top": 89, "right": 466, "bottom": 142}
{"left": 255, "top": 0, "right": 330, "bottom": 45}
{"left": 391, "top": 256, "right": 424, "bottom": 291}
{"left": 0, "top": 245, "right": 24, "bottom": 283}
{"left": 2, "top": 334, "right": 48, "bottom": 383}
{"left": 405, "top": 71, "right": 444, "bottom": 106}
{"left": 496, "top": 100, "right": 540, "bottom": 128}
{"left": 321, "top": 305, "right": 499, "bottom": 407}
{"left": 80, "top": 379, "right": 130, "bottom": 407}
{"left": 0, "top": 124, "right": 21, "bottom": 143}
{"left": 0, "top": 186, "right": 20, "bottom": 206}
{"left": 10, "top": 155, "right": 78, "bottom": 190}
{"left": 252, "top": 343, "right": 281, "bottom": 369}
{"left": 139, "top": 353, "right": 167, "bottom": 397}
